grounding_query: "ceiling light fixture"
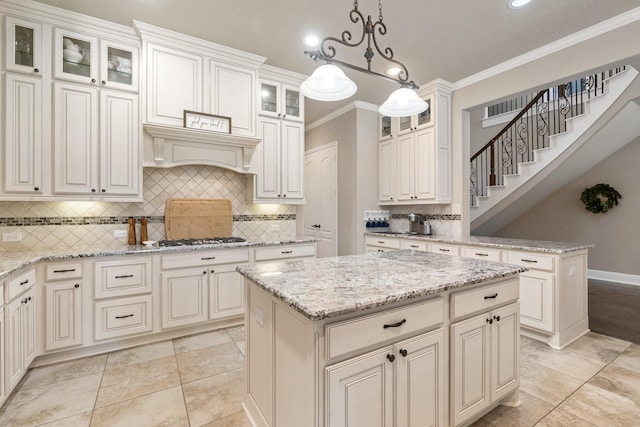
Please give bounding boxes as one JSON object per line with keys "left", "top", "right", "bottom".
{"left": 300, "top": 0, "right": 427, "bottom": 117}
{"left": 508, "top": 0, "right": 532, "bottom": 8}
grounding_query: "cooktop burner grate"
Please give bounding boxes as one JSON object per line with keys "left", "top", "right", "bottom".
{"left": 157, "top": 237, "right": 246, "bottom": 247}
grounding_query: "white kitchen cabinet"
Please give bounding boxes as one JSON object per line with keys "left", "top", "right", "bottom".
{"left": 53, "top": 28, "right": 99, "bottom": 85}
{"left": 428, "top": 242, "right": 461, "bottom": 256}
{"left": 259, "top": 79, "right": 303, "bottom": 122}
{"left": 397, "top": 95, "right": 432, "bottom": 136}
{"left": 397, "top": 127, "right": 436, "bottom": 201}
{"left": 99, "top": 39, "right": 139, "bottom": 92}
{"left": 364, "top": 235, "right": 401, "bottom": 253}
{"left": 53, "top": 82, "right": 140, "bottom": 198}
{"left": 248, "top": 117, "right": 304, "bottom": 203}
{"left": 518, "top": 270, "right": 554, "bottom": 334}
{"left": 378, "top": 114, "right": 393, "bottom": 141}
{"left": 3, "top": 73, "right": 43, "bottom": 194}
{"left": 462, "top": 246, "right": 503, "bottom": 262}
{"left": 209, "top": 263, "right": 245, "bottom": 320}
{"left": 45, "top": 281, "right": 83, "bottom": 351}
{"left": 5, "top": 15, "right": 43, "bottom": 75}
{"left": 94, "top": 295, "right": 153, "bottom": 340}
{"left": 7, "top": 287, "right": 36, "bottom": 392}
{"left": 210, "top": 61, "right": 257, "bottom": 136}
{"left": 145, "top": 42, "right": 203, "bottom": 126}
{"left": 451, "top": 302, "right": 519, "bottom": 426}
{"left": 161, "top": 267, "right": 209, "bottom": 329}
{"left": 253, "top": 243, "right": 316, "bottom": 262}
{"left": 378, "top": 139, "right": 396, "bottom": 202}
{"left": 0, "top": 305, "right": 5, "bottom": 407}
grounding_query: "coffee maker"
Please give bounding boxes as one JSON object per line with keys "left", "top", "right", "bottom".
{"left": 408, "top": 213, "right": 432, "bottom": 235}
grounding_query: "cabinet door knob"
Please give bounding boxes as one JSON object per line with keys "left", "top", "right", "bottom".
{"left": 91, "top": 78, "right": 96, "bottom": 83}
{"left": 91, "top": 188, "right": 96, "bottom": 193}
{"left": 399, "top": 349, "right": 408, "bottom": 357}
{"left": 74, "top": 283, "right": 80, "bottom": 288}
{"left": 101, "top": 189, "right": 106, "bottom": 193}
{"left": 101, "top": 80, "right": 107, "bottom": 85}
{"left": 486, "top": 318, "right": 493, "bottom": 324}
{"left": 494, "top": 315, "right": 501, "bottom": 322}
{"left": 34, "top": 68, "right": 40, "bottom": 73}
{"left": 386, "top": 354, "right": 395, "bottom": 362}
{"left": 202, "top": 271, "right": 207, "bottom": 275}
{"left": 34, "top": 187, "right": 40, "bottom": 191}
{"left": 210, "top": 269, "right": 215, "bottom": 273}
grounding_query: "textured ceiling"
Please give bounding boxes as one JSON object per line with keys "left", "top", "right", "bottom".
{"left": 35, "top": 0, "right": 640, "bottom": 123}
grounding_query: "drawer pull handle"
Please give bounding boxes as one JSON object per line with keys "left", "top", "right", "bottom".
{"left": 399, "top": 349, "right": 408, "bottom": 357}
{"left": 53, "top": 268, "right": 76, "bottom": 273}
{"left": 281, "top": 250, "right": 293, "bottom": 254}
{"left": 20, "top": 279, "right": 29, "bottom": 285}
{"left": 439, "top": 248, "right": 450, "bottom": 252}
{"left": 377, "top": 241, "right": 385, "bottom": 244}
{"left": 115, "top": 274, "right": 134, "bottom": 279}
{"left": 201, "top": 256, "right": 216, "bottom": 260}
{"left": 386, "top": 354, "right": 396, "bottom": 362}
{"left": 115, "top": 314, "right": 134, "bottom": 319}
{"left": 521, "top": 259, "right": 538, "bottom": 263}
{"left": 383, "top": 318, "right": 407, "bottom": 329}
{"left": 410, "top": 245, "right": 419, "bottom": 248}
{"left": 484, "top": 293, "right": 498, "bottom": 300}
{"left": 475, "top": 253, "right": 489, "bottom": 257}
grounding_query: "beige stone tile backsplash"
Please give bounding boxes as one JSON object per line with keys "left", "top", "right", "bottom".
{"left": 0, "top": 166, "right": 297, "bottom": 251}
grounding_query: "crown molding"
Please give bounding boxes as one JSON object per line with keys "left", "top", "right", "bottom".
{"left": 305, "top": 101, "right": 378, "bottom": 131}
{"left": 453, "top": 7, "right": 640, "bottom": 90}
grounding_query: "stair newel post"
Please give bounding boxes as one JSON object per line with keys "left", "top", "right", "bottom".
{"left": 489, "top": 143, "right": 496, "bottom": 187}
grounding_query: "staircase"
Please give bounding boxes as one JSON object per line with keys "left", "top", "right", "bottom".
{"left": 470, "top": 65, "right": 640, "bottom": 235}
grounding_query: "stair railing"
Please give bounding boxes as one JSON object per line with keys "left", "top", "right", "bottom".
{"left": 470, "top": 66, "right": 627, "bottom": 206}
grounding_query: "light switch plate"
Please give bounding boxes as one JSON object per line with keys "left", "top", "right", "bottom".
{"left": 113, "top": 230, "right": 127, "bottom": 238}
{"left": 2, "top": 231, "right": 22, "bottom": 242}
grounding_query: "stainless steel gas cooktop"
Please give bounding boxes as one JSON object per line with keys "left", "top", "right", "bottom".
{"left": 157, "top": 237, "right": 246, "bottom": 247}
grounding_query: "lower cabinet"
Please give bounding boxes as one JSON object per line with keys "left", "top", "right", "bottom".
{"left": 209, "top": 263, "right": 244, "bottom": 320}
{"left": 161, "top": 267, "right": 209, "bottom": 329}
{"left": 451, "top": 302, "right": 520, "bottom": 426}
{"left": 7, "top": 288, "right": 36, "bottom": 391}
{"left": 518, "top": 270, "right": 554, "bottom": 333}
{"left": 0, "top": 306, "right": 5, "bottom": 407}
{"left": 45, "top": 281, "right": 83, "bottom": 351}
{"left": 326, "top": 328, "right": 445, "bottom": 427}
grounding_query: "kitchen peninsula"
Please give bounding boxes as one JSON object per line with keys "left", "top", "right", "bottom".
{"left": 238, "top": 250, "right": 526, "bottom": 427}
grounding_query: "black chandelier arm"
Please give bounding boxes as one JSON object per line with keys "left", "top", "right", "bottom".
{"left": 371, "top": 20, "right": 409, "bottom": 83}
{"left": 320, "top": 8, "right": 366, "bottom": 59}
{"left": 303, "top": 50, "right": 418, "bottom": 90}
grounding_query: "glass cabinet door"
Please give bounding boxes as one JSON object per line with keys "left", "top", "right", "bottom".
{"left": 283, "top": 85, "right": 303, "bottom": 121}
{"left": 5, "top": 16, "right": 42, "bottom": 75}
{"left": 54, "top": 28, "right": 98, "bottom": 84}
{"left": 398, "top": 115, "right": 412, "bottom": 134}
{"left": 379, "top": 115, "right": 393, "bottom": 140}
{"left": 416, "top": 96, "right": 432, "bottom": 128}
{"left": 260, "top": 81, "right": 279, "bottom": 116}
{"left": 100, "top": 40, "right": 139, "bottom": 92}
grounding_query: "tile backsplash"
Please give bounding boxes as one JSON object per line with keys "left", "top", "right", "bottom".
{"left": 388, "top": 204, "right": 462, "bottom": 236}
{"left": 0, "top": 166, "right": 296, "bottom": 251}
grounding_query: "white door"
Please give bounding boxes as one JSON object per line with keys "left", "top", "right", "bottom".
{"left": 161, "top": 268, "right": 208, "bottom": 328}
{"left": 519, "top": 270, "right": 554, "bottom": 333}
{"left": 303, "top": 143, "right": 337, "bottom": 257}
{"left": 209, "top": 264, "right": 244, "bottom": 320}
{"left": 7, "top": 296, "right": 24, "bottom": 391}
{"left": 414, "top": 128, "right": 435, "bottom": 200}
{"left": 396, "top": 133, "right": 414, "bottom": 201}
{"left": 490, "top": 303, "right": 520, "bottom": 402}
{"left": 281, "top": 121, "right": 304, "bottom": 199}
{"left": 45, "top": 281, "right": 83, "bottom": 351}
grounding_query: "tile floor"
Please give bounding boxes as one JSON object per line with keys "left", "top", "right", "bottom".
{"left": 1, "top": 328, "right": 639, "bottom": 426}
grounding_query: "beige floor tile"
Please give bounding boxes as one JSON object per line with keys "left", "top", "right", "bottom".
{"left": 520, "top": 356, "right": 585, "bottom": 406}
{"left": 177, "top": 341, "right": 244, "bottom": 384}
{"left": 183, "top": 368, "right": 245, "bottom": 426}
{"left": 565, "top": 332, "right": 631, "bottom": 364}
{"left": 90, "top": 386, "right": 189, "bottom": 427}
{"left": 471, "top": 390, "right": 554, "bottom": 426}
{"left": 38, "top": 411, "right": 93, "bottom": 427}
{"left": 520, "top": 335, "right": 537, "bottom": 348}
{"left": 520, "top": 341, "right": 607, "bottom": 381}
{"left": 227, "top": 325, "right": 245, "bottom": 342}
{"left": 22, "top": 355, "right": 107, "bottom": 389}
{"left": 535, "top": 408, "right": 596, "bottom": 426}
{"left": 106, "top": 340, "right": 175, "bottom": 367}
{"left": 173, "top": 329, "right": 232, "bottom": 354}
{"left": 559, "top": 382, "right": 640, "bottom": 425}
{"left": 202, "top": 410, "right": 252, "bottom": 427}
{"left": 611, "top": 344, "right": 640, "bottom": 374}
{"left": 589, "top": 364, "right": 640, "bottom": 403}
{"left": 0, "top": 373, "right": 102, "bottom": 426}
{"left": 95, "top": 355, "right": 181, "bottom": 408}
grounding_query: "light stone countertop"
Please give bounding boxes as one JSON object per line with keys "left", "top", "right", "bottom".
{"left": 365, "top": 232, "right": 594, "bottom": 254}
{"left": 237, "top": 250, "right": 527, "bottom": 320}
{"left": 0, "top": 237, "right": 318, "bottom": 280}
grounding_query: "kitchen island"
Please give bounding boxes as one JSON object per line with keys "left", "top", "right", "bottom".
{"left": 237, "top": 250, "right": 526, "bottom": 427}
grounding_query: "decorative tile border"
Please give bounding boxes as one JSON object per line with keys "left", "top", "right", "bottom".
{"left": 0, "top": 214, "right": 295, "bottom": 227}
{"left": 391, "top": 213, "right": 461, "bottom": 221}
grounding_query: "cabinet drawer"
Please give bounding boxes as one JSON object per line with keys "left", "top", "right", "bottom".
{"left": 505, "top": 251, "right": 554, "bottom": 272}
{"left": 45, "top": 262, "right": 82, "bottom": 281}
{"left": 7, "top": 268, "right": 36, "bottom": 301}
{"left": 95, "top": 258, "right": 152, "bottom": 299}
{"left": 94, "top": 295, "right": 153, "bottom": 340}
{"left": 402, "top": 240, "right": 428, "bottom": 251}
{"left": 254, "top": 244, "right": 316, "bottom": 261}
{"left": 364, "top": 236, "right": 401, "bottom": 249}
{"left": 161, "top": 248, "right": 250, "bottom": 269}
{"left": 429, "top": 243, "right": 460, "bottom": 256}
{"left": 450, "top": 279, "right": 519, "bottom": 321}
{"left": 326, "top": 297, "right": 444, "bottom": 360}
{"left": 462, "top": 247, "right": 502, "bottom": 262}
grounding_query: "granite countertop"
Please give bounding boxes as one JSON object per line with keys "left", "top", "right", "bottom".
{"left": 365, "top": 232, "right": 594, "bottom": 254}
{"left": 0, "top": 237, "right": 317, "bottom": 280}
{"left": 237, "top": 250, "right": 526, "bottom": 321}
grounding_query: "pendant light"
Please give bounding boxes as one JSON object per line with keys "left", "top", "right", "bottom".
{"left": 299, "top": 64, "right": 357, "bottom": 101}
{"left": 378, "top": 87, "right": 429, "bottom": 117}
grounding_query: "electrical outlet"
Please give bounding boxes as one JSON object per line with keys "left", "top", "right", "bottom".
{"left": 113, "top": 230, "right": 128, "bottom": 238}
{"left": 2, "top": 231, "right": 22, "bottom": 242}
{"left": 255, "top": 307, "right": 264, "bottom": 327}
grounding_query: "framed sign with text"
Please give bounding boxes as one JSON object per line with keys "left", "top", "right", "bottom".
{"left": 183, "top": 110, "right": 232, "bottom": 134}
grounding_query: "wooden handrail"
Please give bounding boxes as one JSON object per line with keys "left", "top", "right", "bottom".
{"left": 470, "top": 89, "right": 548, "bottom": 162}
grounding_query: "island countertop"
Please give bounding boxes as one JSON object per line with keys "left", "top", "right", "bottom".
{"left": 237, "top": 250, "right": 526, "bottom": 320}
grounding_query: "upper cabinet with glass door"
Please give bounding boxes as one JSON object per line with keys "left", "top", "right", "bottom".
{"left": 5, "top": 16, "right": 43, "bottom": 76}
{"left": 378, "top": 115, "right": 393, "bottom": 141}
{"left": 259, "top": 79, "right": 303, "bottom": 122}
{"left": 54, "top": 28, "right": 138, "bottom": 92}
{"left": 397, "top": 95, "right": 433, "bottom": 135}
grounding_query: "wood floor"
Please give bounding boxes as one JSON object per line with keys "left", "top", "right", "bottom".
{"left": 589, "top": 279, "right": 640, "bottom": 344}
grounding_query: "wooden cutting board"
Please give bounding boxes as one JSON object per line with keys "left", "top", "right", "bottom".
{"left": 165, "top": 198, "right": 233, "bottom": 239}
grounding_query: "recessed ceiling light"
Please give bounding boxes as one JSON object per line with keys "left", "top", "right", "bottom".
{"left": 304, "top": 35, "right": 320, "bottom": 47}
{"left": 509, "top": 0, "right": 532, "bottom": 8}
{"left": 385, "top": 67, "right": 402, "bottom": 76}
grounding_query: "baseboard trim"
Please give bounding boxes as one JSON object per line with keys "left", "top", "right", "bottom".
{"left": 588, "top": 269, "right": 640, "bottom": 286}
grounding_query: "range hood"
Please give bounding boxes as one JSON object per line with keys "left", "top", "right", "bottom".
{"left": 143, "top": 123, "right": 261, "bottom": 174}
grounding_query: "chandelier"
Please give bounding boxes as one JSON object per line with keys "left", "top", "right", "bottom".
{"left": 300, "top": 0, "right": 428, "bottom": 117}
